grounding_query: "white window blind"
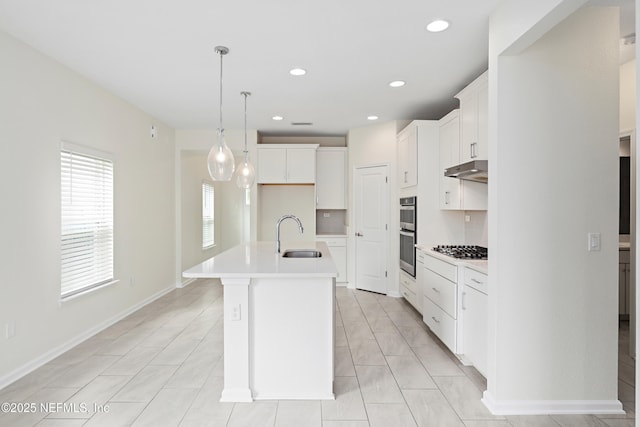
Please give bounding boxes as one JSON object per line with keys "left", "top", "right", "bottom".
{"left": 60, "top": 142, "right": 114, "bottom": 299}
{"left": 202, "top": 182, "right": 215, "bottom": 249}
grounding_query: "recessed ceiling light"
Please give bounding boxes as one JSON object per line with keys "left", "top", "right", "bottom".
{"left": 289, "top": 68, "right": 307, "bottom": 76}
{"left": 367, "top": 116, "right": 379, "bottom": 121}
{"left": 272, "top": 115, "right": 284, "bottom": 121}
{"left": 389, "top": 80, "right": 405, "bottom": 88}
{"left": 426, "top": 19, "right": 450, "bottom": 32}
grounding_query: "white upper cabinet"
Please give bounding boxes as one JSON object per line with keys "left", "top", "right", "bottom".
{"left": 316, "top": 147, "right": 347, "bottom": 209}
{"left": 257, "top": 144, "right": 318, "bottom": 184}
{"left": 439, "top": 110, "right": 461, "bottom": 210}
{"left": 397, "top": 124, "right": 418, "bottom": 188}
{"left": 456, "top": 71, "right": 488, "bottom": 163}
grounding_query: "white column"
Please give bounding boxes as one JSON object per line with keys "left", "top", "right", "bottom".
{"left": 219, "top": 277, "right": 253, "bottom": 402}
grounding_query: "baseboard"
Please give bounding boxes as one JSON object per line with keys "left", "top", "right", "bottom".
{"left": 482, "top": 390, "right": 625, "bottom": 415}
{"left": 387, "top": 290, "right": 402, "bottom": 298}
{"left": 178, "top": 277, "right": 197, "bottom": 288}
{"left": 220, "top": 388, "right": 253, "bottom": 402}
{"left": 0, "top": 284, "right": 176, "bottom": 390}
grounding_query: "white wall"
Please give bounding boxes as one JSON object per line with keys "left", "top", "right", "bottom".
{"left": 180, "top": 151, "right": 247, "bottom": 273}
{"left": 621, "top": 59, "right": 636, "bottom": 132}
{"left": 347, "top": 121, "right": 399, "bottom": 294}
{"left": 258, "top": 186, "right": 316, "bottom": 243}
{"left": 0, "top": 31, "right": 176, "bottom": 385}
{"left": 486, "top": 4, "right": 620, "bottom": 414}
{"left": 175, "top": 129, "right": 258, "bottom": 285}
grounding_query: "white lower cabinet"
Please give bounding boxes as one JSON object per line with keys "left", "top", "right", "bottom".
{"left": 619, "top": 248, "right": 630, "bottom": 317}
{"left": 400, "top": 270, "right": 420, "bottom": 313}
{"left": 421, "top": 252, "right": 488, "bottom": 375}
{"left": 461, "top": 267, "right": 488, "bottom": 376}
{"left": 317, "top": 237, "right": 347, "bottom": 284}
{"left": 422, "top": 254, "right": 458, "bottom": 353}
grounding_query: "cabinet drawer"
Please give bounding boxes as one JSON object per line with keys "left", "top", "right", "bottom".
{"left": 423, "top": 297, "right": 457, "bottom": 352}
{"left": 322, "top": 239, "right": 346, "bottom": 247}
{"left": 400, "top": 283, "right": 418, "bottom": 311}
{"left": 464, "top": 268, "right": 488, "bottom": 294}
{"left": 620, "top": 249, "right": 630, "bottom": 264}
{"left": 400, "top": 271, "right": 417, "bottom": 294}
{"left": 423, "top": 268, "right": 457, "bottom": 318}
{"left": 424, "top": 255, "right": 457, "bottom": 282}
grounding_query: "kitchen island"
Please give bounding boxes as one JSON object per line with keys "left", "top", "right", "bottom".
{"left": 183, "top": 241, "right": 337, "bottom": 402}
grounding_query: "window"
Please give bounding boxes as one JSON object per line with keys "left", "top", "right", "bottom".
{"left": 60, "top": 142, "right": 114, "bottom": 299}
{"left": 202, "top": 181, "right": 215, "bottom": 249}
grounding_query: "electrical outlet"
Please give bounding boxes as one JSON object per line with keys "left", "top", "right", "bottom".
{"left": 465, "top": 215, "right": 471, "bottom": 222}
{"left": 150, "top": 125, "right": 157, "bottom": 139}
{"left": 231, "top": 304, "right": 241, "bottom": 321}
{"left": 5, "top": 321, "right": 15, "bottom": 339}
{"left": 323, "top": 212, "right": 331, "bottom": 218}
{"left": 130, "top": 276, "right": 135, "bottom": 287}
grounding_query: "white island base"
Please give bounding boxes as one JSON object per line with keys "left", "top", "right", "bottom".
{"left": 183, "top": 242, "right": 337, "bottom": 402}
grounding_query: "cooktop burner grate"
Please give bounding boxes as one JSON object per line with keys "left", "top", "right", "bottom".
{"left": 433, "top": 245, "right": 488, "bottom": 260}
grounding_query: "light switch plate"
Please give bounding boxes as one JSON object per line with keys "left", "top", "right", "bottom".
{"left": 588, "top": 232, "right": 601, "bottom": 252}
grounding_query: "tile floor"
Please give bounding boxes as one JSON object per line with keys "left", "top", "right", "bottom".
{"left": 0, "top": 280, "right": 635, "bottom": 426}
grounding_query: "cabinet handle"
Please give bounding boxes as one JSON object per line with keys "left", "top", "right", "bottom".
{"left": 471, "top": 142, "right": 478, "bottom": 159}
{"left": 471, "top": 278, "right": 483, "bottom": 284}
{"left": 431, "top": 316, "right": 440, "bottom": 324}
{"left": 404, "top": 171, "right": 408, "bottom": 183}
{"left": 461, "top": 291, "right": 467, "bottom": 310}
{"left": 431, "top": 287, "right": 440, "bottom": 293}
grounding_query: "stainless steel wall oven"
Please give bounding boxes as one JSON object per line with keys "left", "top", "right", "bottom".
{"left": 399, "top": 197, "right": 416, "bottom": 277}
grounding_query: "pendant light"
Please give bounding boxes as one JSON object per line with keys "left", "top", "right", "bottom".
{"left": 236, "top": 91, "right": 256, "bottom": 188}
{"left": 207, "top": 46, "right": 235, "bottom": 181}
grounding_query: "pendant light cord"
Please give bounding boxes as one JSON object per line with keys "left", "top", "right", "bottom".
{"left": 219, "top": 50, "right": 223, "bottom": 135}
{"left": 241, "top": 91, "right": 251, "bottom": 160}
{"left": 214, "top": 46, "right": 229, "bottom": 140}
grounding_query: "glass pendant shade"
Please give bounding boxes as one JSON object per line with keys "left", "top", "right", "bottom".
{"left": 236, "top": 154, "right": 256, "bottom": 189}
{"left": 207, "top": 129, "right": 235, "bottom": 181}
{"left": 235, "top": 90, "right": 255, "bottom": 189}
{"left": 208, "top": 45, "right": 235, "bottom": 181}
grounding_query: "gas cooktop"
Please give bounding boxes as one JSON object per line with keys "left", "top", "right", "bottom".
{"left": 433, "top": 245, "right": 488, "bottom": 260}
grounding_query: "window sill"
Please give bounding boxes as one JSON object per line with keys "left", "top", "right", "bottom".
{"left": 202, "top": 244, "right": 216, "bottom": 251}
{"left": 59, "top": 279, "right": 120, "bottom": 305}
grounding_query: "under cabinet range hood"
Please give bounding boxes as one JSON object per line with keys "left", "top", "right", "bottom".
{"left": 444, "top": 160, "right": 488, "bottom": 183}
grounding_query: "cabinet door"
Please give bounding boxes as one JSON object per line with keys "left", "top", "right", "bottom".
{"left": 476, "top": 83, "right": 488, "bottom": 160}
{"left": 439, "top": 113, "right": 461, "bottom": 210}
{"left": 316, "top": 149, "right": 346, "bottom": 209}
{"left": 459, "top": 75, "right": 488, "bottom": 163}
{"left": 398, "top": 126, "right": 418, "bottom": 188}
{"left": 415, "top": 253, "right": 424, "bottom": 313}
{"left": 619, "top": 263, "right": 628, "bottom": 315}
{"left": 287, "top": 148, "right": 316, "bottom": 183}
{"left": 331, "top": 244, "right": 347, "bottom": 283}
{"left": 462, "top": 284, "right": 488, "bottom": 376}
{"left": 257, "top": 148, "right": 287, "bottom": 183}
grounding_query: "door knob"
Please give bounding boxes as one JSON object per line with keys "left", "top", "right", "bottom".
{"left": 355, "top": 232, "right": 363, "bottom": 237}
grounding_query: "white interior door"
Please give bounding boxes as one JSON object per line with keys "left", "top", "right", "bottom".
{"left": 354, "top": 165, "right": 389, "bottom": 294}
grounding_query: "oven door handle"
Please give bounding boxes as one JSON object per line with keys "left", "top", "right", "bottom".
{"left": 399, "top": 230, "right": 415, "bottom": 237}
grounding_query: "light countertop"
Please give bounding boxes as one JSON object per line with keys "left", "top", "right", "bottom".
{"left": 416, "top": 244, "right": 488, "bottom": 275}
{"left": 183, "top": 241, "right": 338, "bottom": 279}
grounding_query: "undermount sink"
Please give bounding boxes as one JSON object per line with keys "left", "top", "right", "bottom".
{"left": 282, "top": 249, "right": 323, "bottom": 258}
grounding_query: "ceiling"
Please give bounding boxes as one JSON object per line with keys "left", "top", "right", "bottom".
{"left": 0, "top": 0, "right": 635, "bottom": 136}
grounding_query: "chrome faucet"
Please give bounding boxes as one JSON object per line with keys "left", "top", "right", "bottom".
{"left": 276, "top": 214, "right": 304, "bottom": 253}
